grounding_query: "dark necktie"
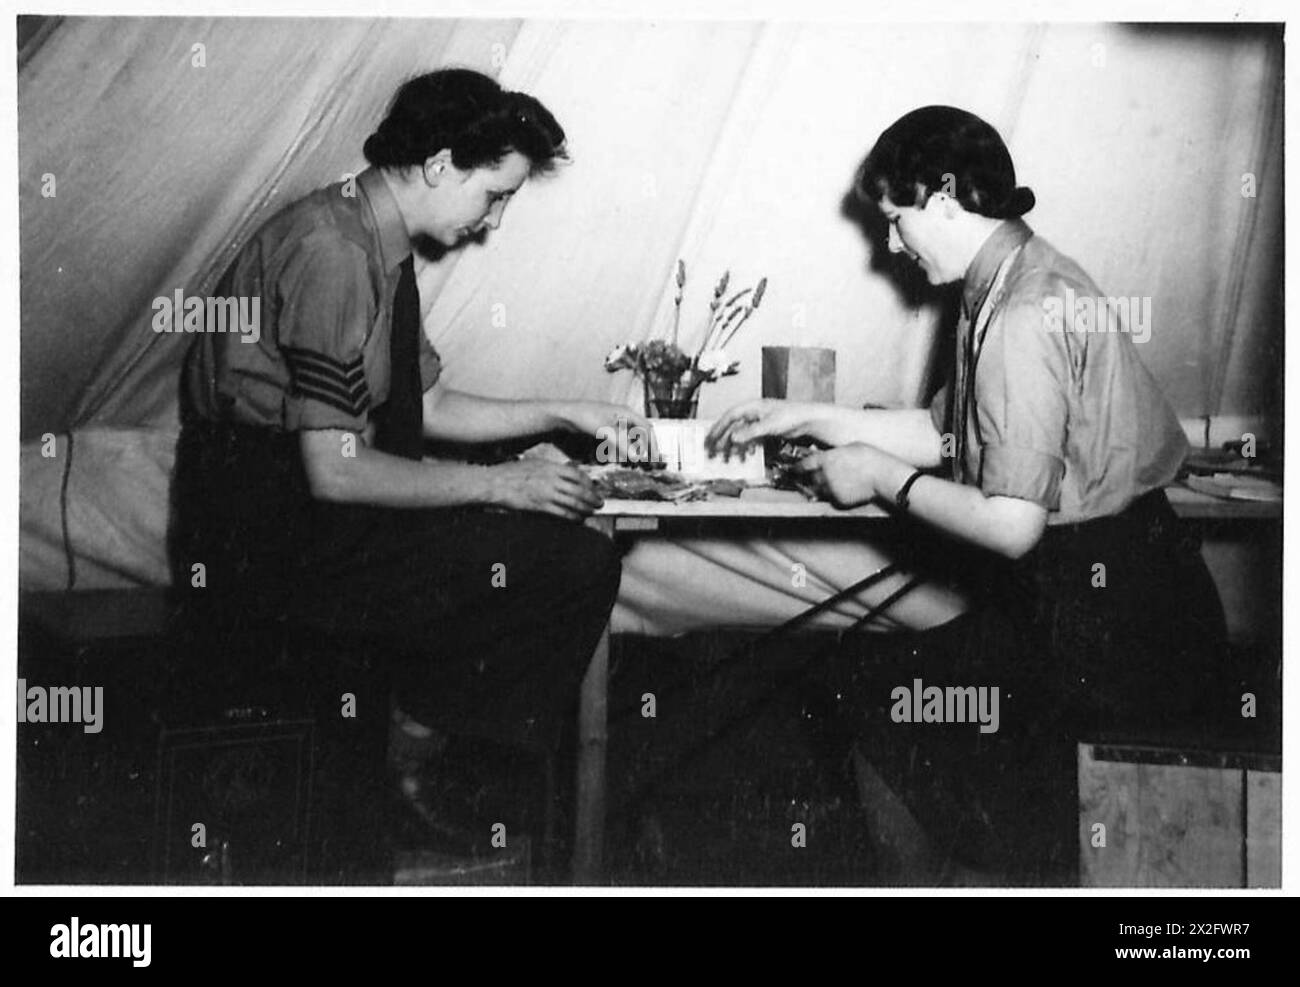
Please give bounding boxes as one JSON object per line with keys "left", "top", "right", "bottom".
{"left": 373, "top": 255, "right": 425, "bottom": 460}
{"left": 951, "top": 301, "right": 973, "bottom": 483}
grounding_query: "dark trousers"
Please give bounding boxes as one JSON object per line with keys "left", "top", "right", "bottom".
{"left": 169, "top": 419, "right": 621, "bottom": 754}
{"left": 832, "top": 488, "right": 1230, "bottom": 880}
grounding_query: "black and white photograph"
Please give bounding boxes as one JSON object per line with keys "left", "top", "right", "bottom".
{"left": 7, "top": 0, "right": 1291, "bottom": 909}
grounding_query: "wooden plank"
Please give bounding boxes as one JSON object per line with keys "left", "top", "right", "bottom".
{"left": 573, "top": 516, "right": 615, "bottom": 885}
{"left": 1079, "top": 743, "right": 1245, "bottom": 887}
{"left": 596, "top": 483, "right": 1278, "bottom": 522}
{"left": 1245, "top": 769, "right": 1282, "bottom": 888}
{"left": 1164, "top": 483, "right": 1282, "bottom": 519}
{"left": 573, "top": 625, "right": 609, "bottom": 885}
{"left": 1134, "top": 761, "right": 1242, "bottom": 887}
{"left": 1079, "top": 743, "right": 1143, "bottom": 887}
{"left": 1090, "top": 743, "right": 1280, "bottom": 773}
{"left": 614, "top": 516, "right": 660, "bottom": 532}
{"left": 597, "top": 489, "right": 887, "bottom": 519}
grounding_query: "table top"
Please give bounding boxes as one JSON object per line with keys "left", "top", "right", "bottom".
{"left": 594, "top": 481, "right": 1282, "bottom": 522}
{"left": 1164, "top": 482, "right": 1282, "bottom": 519}
{"left": 596, "top": 486, "right": 886, "bottom": 519}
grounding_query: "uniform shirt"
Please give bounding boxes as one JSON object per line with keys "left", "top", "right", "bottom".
{"left": 185, "top": 168, "right": 442, "bottom": 433}
{"left": 928, "top": 218, "right": 1188, "bottom": 523}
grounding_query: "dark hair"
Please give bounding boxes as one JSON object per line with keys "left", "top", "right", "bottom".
{"left": 854, "top": 106, "right": 1034, "bottom": 219}
{"left": 364, "top": 68, "right": 567, "bottom": 175}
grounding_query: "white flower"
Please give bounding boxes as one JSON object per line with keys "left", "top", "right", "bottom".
{"left": 604, "top": 343, "right": 638, "bottom": 372}
{"left": 697, "top": 348, "right": 740, "bottom": 380}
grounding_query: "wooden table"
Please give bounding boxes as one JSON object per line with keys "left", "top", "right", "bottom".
{"left": 569, "top": 482, "right": 1281, "bottom": 884}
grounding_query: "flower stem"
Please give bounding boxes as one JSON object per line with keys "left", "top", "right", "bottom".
{"left": 718, "top": 307, "right": 755, "bottom": 350}
{"left": 694, "top": 309, "right": 717, "bottom": 361}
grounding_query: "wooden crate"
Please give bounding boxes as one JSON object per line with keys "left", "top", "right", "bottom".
{"left": 1078, "top": 742, "right": 1280, "bottom": 887}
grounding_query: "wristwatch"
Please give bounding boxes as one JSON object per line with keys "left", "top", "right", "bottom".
{"left": 895, "top": 470, "right": 925, "bottom": 512}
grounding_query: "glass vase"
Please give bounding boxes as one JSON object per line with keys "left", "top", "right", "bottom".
{"left": 644, "top": 372, "right": 704, "bottom": 419}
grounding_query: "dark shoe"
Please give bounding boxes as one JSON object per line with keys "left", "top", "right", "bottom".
{"left": 387, "top": 720, "right": 541, "bottom": 860}
{"left": 389, "top": 763, "right": 487, "bottom": 854}
{"left": 387, "top": 717, "right": 485, "bottom": 854}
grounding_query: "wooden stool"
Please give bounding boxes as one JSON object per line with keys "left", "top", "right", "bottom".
{"left": 155, "top": 609, "right": 391, "bottom": 885}
{"left": 1078, "top": 740, "right": 1280, "bottom": 887}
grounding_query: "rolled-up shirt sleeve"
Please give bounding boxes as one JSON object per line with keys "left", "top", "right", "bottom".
{"left": 928, "top": 380, "right": 951, "bottom": 436}
{"left": 418, "top": 328, "right": 443, "bottom": 392}
{"left": 276, "top": 234, "right": 375, "bottom": 432}
{"left": 973, "top": 294, "right": 1069, "bottom": 509}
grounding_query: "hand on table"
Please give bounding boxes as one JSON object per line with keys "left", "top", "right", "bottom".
{"left": 705, "top": 399, "right": 831, "bottom": 459}
{"left": 790, "top": 442, "right": 909, "bottom": 509}
{"left": 488, "top": 459, "right": 604, "bottom": 521}
{"left": 557, "top": 401, "right": 660, "bottom": 463}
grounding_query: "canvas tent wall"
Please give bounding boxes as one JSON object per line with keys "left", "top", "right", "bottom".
{"left": 18, "top": 18, "right": 1284, "bottom": 629}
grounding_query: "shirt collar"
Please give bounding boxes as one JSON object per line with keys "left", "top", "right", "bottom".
{"left": 961, "top": 217, "right": 1033, "bottom": 316}
{"left": 358, "top": 167, "right": 412, "bottom": 274}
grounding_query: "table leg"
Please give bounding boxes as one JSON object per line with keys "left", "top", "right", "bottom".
{"left": 574, "top": 516, "right": 614, "bottom": 884}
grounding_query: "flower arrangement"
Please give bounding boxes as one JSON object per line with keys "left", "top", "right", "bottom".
{"left": 605, "top": 260, "right": 768, "bottom": 418}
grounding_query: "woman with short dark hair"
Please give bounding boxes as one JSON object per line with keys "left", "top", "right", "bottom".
{"left": 173, "top": 69, "right": 640, "bottom": 849}
{"left": 857, "top": 105, "right": 1036, "bottom": 221}
{"left": 363, "top": 68, "right": 568, "bottom": 177}
{"left": 709, "top": 106, "right": 1229, "bottom": 883}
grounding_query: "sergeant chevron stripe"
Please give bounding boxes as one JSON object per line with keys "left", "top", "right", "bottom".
{"left": 283, "top": 345, "right": 371, "bottom": 417}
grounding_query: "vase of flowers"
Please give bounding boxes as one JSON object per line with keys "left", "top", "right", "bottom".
{"left": 645, "top": 377, "right": 702, "bottom": 419}
{"left": 604, "top": 260, "right": 768, "bottom": 419}
{"left": 640, "top": 342, "right": 703, "bottom": 418}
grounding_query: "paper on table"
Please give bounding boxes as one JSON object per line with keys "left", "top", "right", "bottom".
{"left": 651, "top": 419, "right": 766, "bottom": 482}
{"left": 1184, "top": 472, "right": 1282, "bottom": 503}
